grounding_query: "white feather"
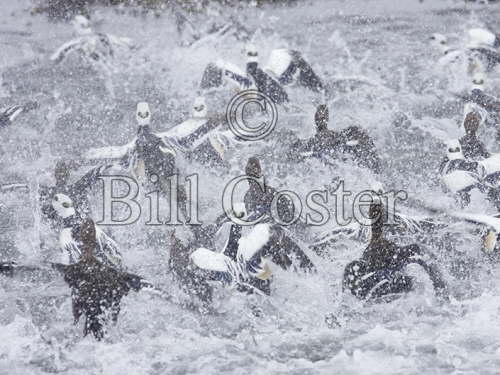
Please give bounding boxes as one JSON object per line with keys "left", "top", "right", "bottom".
{"left": 157, "top": 118, "right": 207, "bottom": 140}
{"left": 480, "top": 153, "right": 500, "bottom": 176}
{"left": 59, "top": 228, "right": 81, "bottom": 264}
{"left": 468, "top": 28, "right": 496, "bottom": 48}
{"left": 265, "top": 49, "right": 292, "bottom": 77}
{"left": 449, "top": 212, "right": 500, "bottom": 233}
{"left": 237, "top": 224, "right": 271, "bottom": 262}
{"left": 190, "top": 248, "right": 231, "bottom": 273}
{"left": 216, "top": 60, "right": 252, "bottom": 89}
{"left": 220, "top": 60, "right": 246, "bottom": 78}
{"left": 95, "top": 226, "right": 123, "bottom": 268}
{"left": 85, "top": 140, "right": 135, "bottom": 160}
{"left": 442, "top": 170, "right": 480, "bottom": 193}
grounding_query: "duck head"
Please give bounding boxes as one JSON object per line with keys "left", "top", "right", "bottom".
{"left": 245, "top": 44, "right": 259, "bottom": 74}
{"left": 52, "top": 193, "right": 76, "bottom": 219}
{"left": 446, "top": 139, "right": 464, "bottom": 161}
{"left": 136, "top": 102, "right": 151, "bottom": 127}
{"left": 73, "top": 15, "right": 92, "bottom": 36}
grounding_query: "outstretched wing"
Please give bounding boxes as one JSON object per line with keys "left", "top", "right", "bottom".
{"left": 441, "top": 170, "right": 481, "bottom": 193}
{"left": 447, "top": 212, "right": 500, "bottom": 233}
{"left": 85, "top": 139, "right": 136, "bottom": 160}
{"left": 237, "top": 224, "right": 271, "bottom": 263}
{"left": 467, "top": 90, "right": 500, "bottom": 113}
{"left": 480, "top": 153, "right": 500, "bottom": 177}
{"left": 448, "top": 211, "right": 500, "bottom": 254}
{"left": 410, "top": 258, "right": 447, "bottom": 294}
{"left": 0, "top": 261, "right": 64, "bottom": 283}
{"left": 220, "top": 61, "right": 252, "bottom": 88}
{"left": 190, "top": 248, "right": 232, "bottom": 273}
{"left": 155, "top": 118, "right": 206, "bottom": 148}
{"left": 95, "top": 226, "right": 123, "bottom": 269}
{"left": 189, "top": 23, "right": 232, "bottom": 49}
{"left": 200, "top": 61, "right": 252, "bottom": 90}
{"left": 159, "top": 119, "right": 204, "bottom": 139}
{"left": 50, "top": 38, "right": 84, "bottom": 63}
{"left": 0, "top": 183, "right": 29, "bottom": 193}
{"left": 105, "top": 34, "right": 133, "bottom": 49}
{"left": 274, "top": 228, "right": 316, "bottom": 272}
{"left": 0, "top": 100, "right": 38, "bottom": 128}
{"left": 191, "top": 247, "right": 247, "bottom": 287}
{"left": 236, "top": 224, "right": 276, "bottom": 279}
{"left": 309, "top": 223, "right": 367, "bottom": 255}
{"left": 266, "top": 49, "right": 324, "bottom": 93}
{"left": 157, "top": 118, "right": 222, "bottom": 151}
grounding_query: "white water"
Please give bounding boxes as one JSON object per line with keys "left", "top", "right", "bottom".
{"left": 1, "top": 0, "right": 500, "bottom": 373}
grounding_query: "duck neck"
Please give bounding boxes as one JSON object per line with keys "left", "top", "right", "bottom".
{"left": 370, "top": 222, "right": 385, "bottom": 245}
{"left": 62, "top": 214, "right": 81, "bottom": 229}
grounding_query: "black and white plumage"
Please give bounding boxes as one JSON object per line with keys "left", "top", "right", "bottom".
{"left": 342, "top": 201, "right": 448, "bottom": 301}
{"left": 0, "top": 257, "right": 149, "bottom": 340}
{"left": 446, "top": 212, "right": 500, "bottom": 255}
{"left": 244, "top": 44, "right": 289, "bottom": 104}
{"left": 440, "top": 143, "right": 500, "bottom": 192}
{"left": 428, "top": 33, "right": 473, "bottom": 94}
{"left": 191, "top": 220, "right": 316, "bottom": 295}
{"left": 52, "top": 193, "right": 122, "bottom": 268}
{"left": 439, "top": 140, "right": 485, "bottom": 194}
{"left": 265, "top": 48, "right": 325, "bottom": 93}
{"left": 189, "top": 203, "right": 269, "bottom": 293}
{"left": 0, "top": 219, "right": 166, "bottom": 341}
{"left": 309, "top": 208, "right": 447, "bottom": 257}
{"left": 162, "top": 96, "right": 211, "bottom": 149}
{"left": 464, "top": 86, "right": 500, "bottom": 113}
{"left": 200, "top": 45, "right": 325, "bottom": 103}
{"left": 200, "top": 59, "right": 252, "bottom": 91}
{"left": 190, "top": 223, "right": 274, "bottom": 295}
{"left": 85, "top": 102, "right": 177, "bottom": 182}
{"left": 439, "top": 140, "right": 500, "bottom": 210}
{"left": 430, "top": 28, "right": 500, "bottom": 74}
{"left": 467, "top": 28, "right": 500, "bottom": 71}
{"left": 87, "top": 100, "right": 228, "bottom": 173}
{"left": 0, "top": 101, "right": 38, "bottom": 129}
{"left": 39, "top": 162, "right": 111, "bottom": 223}
{"left": 481, "top": 153, "right": 500, "bottom": 188}
{"left": 156, "top": 97, "right": 227, "bottom": 165}
{"left": 429, "top": 30, "right": 500, "bottom": 97}
{"left": 50, "top": 15, "right": 133, "bottom": 70}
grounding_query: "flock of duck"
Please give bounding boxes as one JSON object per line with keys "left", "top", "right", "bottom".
{"left": 0, "top": 13, "right": 499, "bottom": 340}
